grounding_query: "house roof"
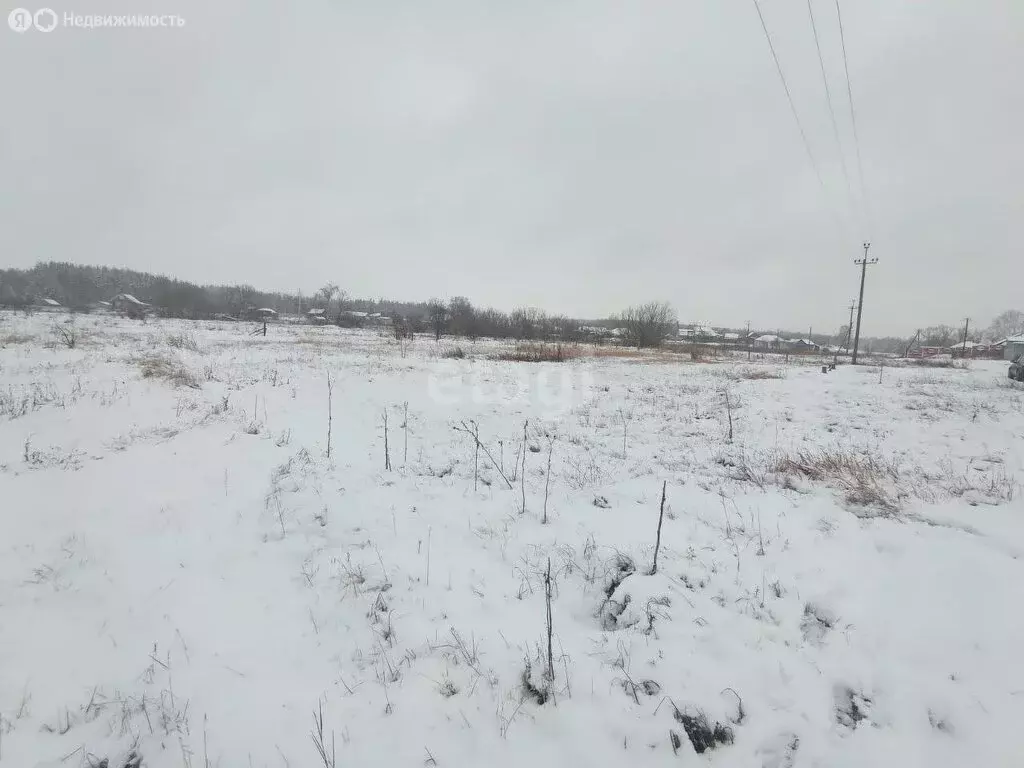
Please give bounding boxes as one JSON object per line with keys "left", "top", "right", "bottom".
{"left": 755, "top": 334, "right": 781, "bottom": 342}
{"left": 679, "top": 325, "right": 720, "bottom": 336}
{"left": 113, "top": 293, "right": 145, "bottom": 305}
{"left": 255, "top": 308, "right": 278, "bottom": 314}
{"left": 307, "top": 308, "right": 325, "bottom": 315}
{"left": 1003, "top": 336, "right": 1024, "bottom": 344}
{"left": 40, "top": 298, "right": 61, "bottom": 306}
{"left": 723, "top": 332, "right": 740, "bottom": 340}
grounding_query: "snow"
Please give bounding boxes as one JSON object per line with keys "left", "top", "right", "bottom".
{"left": 1, "top": 311, "right": 1023, "bottom": 767}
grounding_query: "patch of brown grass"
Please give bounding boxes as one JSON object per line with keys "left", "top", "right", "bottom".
{"left": 890, "top": 358, "right": 969, "bottom": 369}
{"left": 733, "top": 367, "right": 785, "bottom": 380}
{"left": 587, "top": 346, "right": 652, "bottom": 359}
{"left": 772, "top": 448, "right": 902, "bottom": 514}
{"left": 136, "top": 355, "right": 201, "bottom": 388}
{"left": 491, "top": 343, "right": 578, "bottom": 363}
{"left": 0, "top": 332, "right": 34, "bottom": 346}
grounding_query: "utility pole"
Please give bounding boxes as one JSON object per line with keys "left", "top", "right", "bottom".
{"left": 961, "top": 317, "right": 970, "bottom": 357}
{"left": 746, "top": 320, "right": 751, "bottom": 360}
{"left": 851, "top": 242, "right": 877, "bottom": 364}
{"left": 845, "top": 300, "right": 857, "bottom": 353}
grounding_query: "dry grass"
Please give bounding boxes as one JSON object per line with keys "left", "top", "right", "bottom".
{"left": 51, "top": 323, "right": 81, "bottom": 349}
{"left": 0, "top": 381, "right": 68, "bottom": 419}
{"left": 937, "top": 458, "right": 1017, "bottom": 505}
{"left": 0, "top": 332, "right": 35, "bottom": 346}
{"left": 771, "top": 448, "right": 902, "bottom": 513}
{"left": 441, "top": 345, "right": 467, "bottom": 359}
{"left": 733, "top": 367, "right": 785, "bottom": 380}
{"left": 726, "top": 444, "right": 1018, "bottom": 513}
{"left": 136, "top": 355, "right": 201, "bottom": 388}
{"left": 492, "top": 343, "right": 578, "bottom": 363}
{"left": 586, "top": 346, "right": 670, "bottom": 360}
{"left": 166, "top": 332, "right": 200, "bottom": 352}
{"left": 890, "top": 358, "right": 970, "bottom": 370}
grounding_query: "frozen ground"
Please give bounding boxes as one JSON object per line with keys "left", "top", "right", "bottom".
{"left": 1, "top": 311, "right": 1023, "bottom": 768}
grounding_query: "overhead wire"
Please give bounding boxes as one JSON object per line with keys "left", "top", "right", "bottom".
{"left": 749, "top": 0, "right": 828, "bottom": 197}
{"left": 833, "top": 0, "right": 871, "bottom": 235}
{"left": 806, "top": 0, "right": 855, "bottom": 218}
{"left": 749, "top": 0, "right": 849, "bottom": 246}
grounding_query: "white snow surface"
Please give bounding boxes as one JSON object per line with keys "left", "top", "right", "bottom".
{"left": 1, "top": 313, "right": 1023, "bottom": 767}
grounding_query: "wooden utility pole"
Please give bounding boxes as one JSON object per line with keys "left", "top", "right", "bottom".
{"left": 851, "top": 242, "right": 877, "bottom": 364}
{"left": 845, "top": 300, "right": 857, "bottom": 352}
{"left": 961, "top": 317, "right": 970, "bottom": 356}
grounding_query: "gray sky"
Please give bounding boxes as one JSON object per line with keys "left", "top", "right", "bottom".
{"left": 2, "top": 0, "right": 1021, "bottom": 335}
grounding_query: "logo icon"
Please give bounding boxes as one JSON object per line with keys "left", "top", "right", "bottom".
{"left": 34, "top": 8, "right": 56, "bottom": 31}
{"left": 8, "top": 8, "right": 32, "bottom": 32}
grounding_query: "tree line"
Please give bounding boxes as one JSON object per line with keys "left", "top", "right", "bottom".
{"left": 0, "top": 262, "right": 683, "bottom": 347}
{"left": 2, "top": 262, "right": 1019, "bottom": 351}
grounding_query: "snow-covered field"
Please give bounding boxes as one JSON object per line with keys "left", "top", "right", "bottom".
{"left": 2, "top": 311, "right": 1023, "bottom": 768}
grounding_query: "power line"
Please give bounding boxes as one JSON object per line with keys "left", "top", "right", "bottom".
{"left": 749, "top": 0, "right": 828, "bottom": 197}
{"left": 807, "top": 0, "right": 855, "bottom": 213}
{"left": 834, "top": 0, "right": 871, "bottom": 233}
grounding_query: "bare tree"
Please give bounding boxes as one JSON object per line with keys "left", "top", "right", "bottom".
{"left": 619, "top": 301, "right": 677, "bottom": 349}
{"left": 511, "top": 307, "right": 545, "bottom": 341}
{"left": 427, "top": 298, "right": 448, "bottom": 341}
{"left": 448, "top": 296, "right": 478, "bottom": 340}
{"left": 986, "top": 309, "right": 1024, "bottom": 341}
{"left": 920, "top": 324, "right": 958, "bottom": 348}
{"left": 317, "top": 283, "right": 339, "bottom": 308}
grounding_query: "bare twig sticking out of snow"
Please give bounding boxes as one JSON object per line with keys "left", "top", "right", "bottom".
{"left": 510, "top": 435, "right": 522, "bottom": 483}
{"left": 383, "top": 409, "right": 391, "bottom": 471}
{"left": 311, "top": 699, "right": 336, "bottom": 768}
{"left": 472, "top": 422, "right": 479, "bottom": 490}
{"left": 617, "top": 408, "right": 628, "bottom": 458}
{"left": 426, "top": 526, "right": 432, "bottom": 587}
{"left": 542, "top": 437, "right": 554, "bottom": 524}
{"left": 403, "top": 401, "right": 409, "bottom": 465}
{"left": 275, "top": 495, "right": 287, "bottom": 539}
{"left": 722, "top": 387, "right": 734, "bottom": 442}
{"left": 326, "top": 373, "right": 333, "bottom": 459}
{"left": 520, "top": 420, "right": 529, "bottom": 514}
{"left": 545, "top": 558, "right": 555, "bottom": 687}
{"left": 375, "top": 546, "right": 390, "bottom": 584}
{"left": 651, "top": 481, "right": 667, "bottom": 575}
{"left": 453, "top": 420, "right": 513, "bottom": 489}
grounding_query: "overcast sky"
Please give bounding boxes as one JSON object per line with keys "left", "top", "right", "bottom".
{"left": 2, "top": 0, "right": 1020, "bottom": 335}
